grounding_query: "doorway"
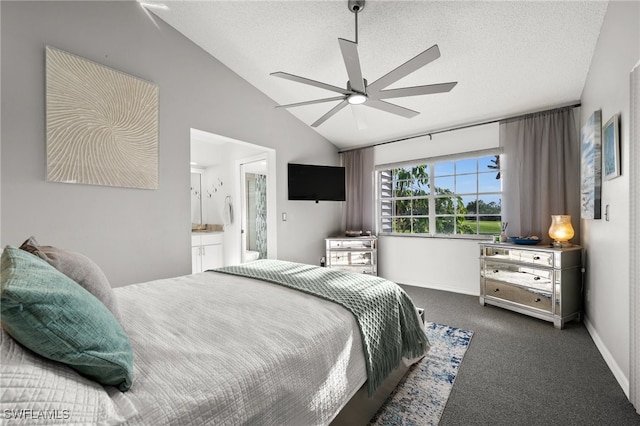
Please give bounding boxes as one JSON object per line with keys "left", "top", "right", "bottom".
{"left": 190, "top": 128, "right": 276, "bottom": 266}
{"left": 240, "top": 157, "right": 268, "bottom": 263}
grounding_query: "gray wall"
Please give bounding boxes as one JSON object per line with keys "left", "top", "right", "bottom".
{"left": 580, "top": 1, "right": 640, "bottom": 395}
{"left": 0, "top": 1, "right": 342, "bottom": 286}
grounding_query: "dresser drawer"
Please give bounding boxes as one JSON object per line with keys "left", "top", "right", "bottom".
{"left": 329, "top": 265, "right": 376, "bottom": 275}
{"left": 483, "top": 246, "right": 554, "bottom": 267}
{"left": 482, "top": 260, "right": 553, "bottom": 290}
{"left": 327, "top": 239, "right": 375, "bottom": 250}
{"left": 328, "top": 251, "right": 373, "bottom": 267}
{"left": 484, "top": 279, "right": 552, "bottom": 313}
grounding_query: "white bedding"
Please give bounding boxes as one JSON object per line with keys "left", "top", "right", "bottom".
{"left": 113, "top": 271, "right": 367, "bottom": 425}
{"left": 0, "top": 270, "right": 369, "bottom": 425}
{"left": 0, "top": 331, "right": 129, "bottom": 425}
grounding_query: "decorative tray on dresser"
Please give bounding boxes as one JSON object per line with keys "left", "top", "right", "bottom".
{"left": 479, "top": 242, "right": 582, "bottom": 329}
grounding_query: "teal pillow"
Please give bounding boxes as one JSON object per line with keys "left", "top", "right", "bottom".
{"left": 0, "top": 246, "right": 134, "bottom": 391}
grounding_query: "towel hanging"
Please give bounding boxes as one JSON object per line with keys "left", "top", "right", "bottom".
{"left": 223, "top": 196, "right": 233, "bottom": 226}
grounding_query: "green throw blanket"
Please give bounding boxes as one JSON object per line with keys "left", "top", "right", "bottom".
{"left": 213, "top": 260, "right": 430, "bottom": 396}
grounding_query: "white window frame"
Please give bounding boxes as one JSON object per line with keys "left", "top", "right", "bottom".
{"left": 375, "top": 148, "right": 503, "bottom": 239}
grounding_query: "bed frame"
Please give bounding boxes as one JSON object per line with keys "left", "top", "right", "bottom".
{"left": 331, "top": 355, "right": 422, "bottom": 425}
{"left": 331, "top": 308, "right": 426, "bottom": 424}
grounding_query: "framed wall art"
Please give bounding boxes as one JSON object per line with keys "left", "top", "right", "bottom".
{"left": 580, "top": 109, "right": 602, "bottom": 219}
{"left": 603, "top": 113, "right": 621, "bottom": 180}
{"left": 46, "top": 46, "right": 159, "bottom": 189}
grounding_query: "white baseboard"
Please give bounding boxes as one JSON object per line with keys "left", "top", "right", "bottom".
{"left": 401, "top": 281, "right": 479, "bottom": 297}
{"left": 583, "top": 315, "right": 630, "bottom": 398}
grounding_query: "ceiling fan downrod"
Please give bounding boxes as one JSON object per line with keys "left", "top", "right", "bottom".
{"left": 348, "top": 0, "right": 365, "bottom": 44}
{"left": 346, "top": 0, "right": 367, "bottom": 105}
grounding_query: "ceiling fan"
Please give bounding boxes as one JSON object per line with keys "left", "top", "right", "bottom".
{"left": 271, "top": 0, "right": 458, "bottom": 128}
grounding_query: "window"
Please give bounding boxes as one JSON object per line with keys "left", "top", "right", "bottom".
{"left": 378, "top": 152, "right": 502, "bottom": 237}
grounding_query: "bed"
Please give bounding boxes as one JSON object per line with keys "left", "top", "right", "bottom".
{"left": 1, "top": 242, "right": 429, "bottom": 425}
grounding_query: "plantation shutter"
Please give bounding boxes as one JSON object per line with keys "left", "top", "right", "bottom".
{"left": 379, "top": 170, "right": 393, "bottom": 233}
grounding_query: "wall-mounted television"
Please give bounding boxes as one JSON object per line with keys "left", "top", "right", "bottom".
{"left": 288, "top": 163, "right": 346, "bottom": 202}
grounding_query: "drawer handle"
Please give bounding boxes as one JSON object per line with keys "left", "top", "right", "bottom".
{"left": 493, "top": 288, "right": 500, "bottom": 292}
{"left": 534, "top": 276, "right": 541, "bottom": 281}
{"left": 534, "top": 298, "right": 541, "bottom": 303}
{"left": 533, "top": 256, "right": 540, "bottom": 260}
{"left": 493, "top": 269, "right": 499, "bottom": 273}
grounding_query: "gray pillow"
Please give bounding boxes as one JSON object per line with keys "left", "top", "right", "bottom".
{"left": 20, "top": 237, "right": 121, "bottom": 321}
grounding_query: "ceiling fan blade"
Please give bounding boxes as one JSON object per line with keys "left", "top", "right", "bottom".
{"left": 311, "top": 100, "right": 349, "bottom": 127}
{"left": 275, "top": 96, "right": 346, "bottom": 109}
{"left": 350, "top": 105, "right": 368, "bottom": 130}
{"left": 367, "top": 44, "right": 442, "bottom": 93}
{"left": 271, "top": 72, "right": 352, "bottom": 95}
{"left": 375, "top": 82, "right": 458, "bottom": 99}
{"left": 365, "top": 99, "right": 419, "bottom": 119}
{"left": 338, "top": 38, "right": 365, "bottom": 94}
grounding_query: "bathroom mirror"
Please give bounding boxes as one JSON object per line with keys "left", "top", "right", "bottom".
{"left": 191, "top": 172, "right": 202, "bottom": 225}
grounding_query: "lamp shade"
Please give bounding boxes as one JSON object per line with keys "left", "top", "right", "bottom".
{"left": 548, "top": 215, "right": 574, "bottom": 246}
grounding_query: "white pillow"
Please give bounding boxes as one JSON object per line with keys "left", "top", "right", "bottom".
{"left": 0, "top": 330, "right": 134, "bottom": 424}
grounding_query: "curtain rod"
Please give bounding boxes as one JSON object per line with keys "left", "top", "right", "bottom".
{"left": 337, "top": 102, "right": 581, "bottom": 154}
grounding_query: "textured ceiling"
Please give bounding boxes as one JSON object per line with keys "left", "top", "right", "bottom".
{"left": 144, "top": 0, "right": 608, "bottom": 150}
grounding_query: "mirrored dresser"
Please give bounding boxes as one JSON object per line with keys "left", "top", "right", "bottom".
{"left": 479, "top": 242, "right": 582, "bottom": 329}
{"left": 325, "top": 236, "right": 377, "bottom": 275}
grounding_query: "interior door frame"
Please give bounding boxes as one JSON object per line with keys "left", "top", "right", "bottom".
{"left": 236, "top": 151, "right": 277, "bottom": 263}
{"left": 629, "top": 62, "right": 639, "bottom": 413}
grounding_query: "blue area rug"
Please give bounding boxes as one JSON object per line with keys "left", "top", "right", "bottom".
{"left": 369, "top": 322, "right": 474, "bottom": 426}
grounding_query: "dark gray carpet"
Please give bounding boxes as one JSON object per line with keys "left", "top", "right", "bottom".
{"left": 400, "top": 284, "right": 640, "bottom": 426}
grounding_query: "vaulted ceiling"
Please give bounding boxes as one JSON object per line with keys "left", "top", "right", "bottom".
{"left": 143, "top": 0, "right": 608, "bottom": 150}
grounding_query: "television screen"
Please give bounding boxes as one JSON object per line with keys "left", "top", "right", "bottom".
{"left": 288, "top": 163, "right": 346, "bottom": 202}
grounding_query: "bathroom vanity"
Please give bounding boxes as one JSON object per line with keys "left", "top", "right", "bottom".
{"left": 192, "top": 231, "right": 224, "bottom": 273}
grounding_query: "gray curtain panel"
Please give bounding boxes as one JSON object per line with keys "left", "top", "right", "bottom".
{"left": 500, "top": 107, "right": 580, "bottom": 243}
{"left": 341, "top": 147, "right": 375, "bottom": 233}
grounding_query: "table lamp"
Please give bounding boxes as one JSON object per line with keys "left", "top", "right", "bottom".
{"left": 548, "top": 215, "right": 574, "bottom": 247}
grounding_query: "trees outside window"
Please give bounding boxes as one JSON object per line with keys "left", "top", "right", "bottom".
{"left": 379, "top": 154, "right": 502, "bottom": 236}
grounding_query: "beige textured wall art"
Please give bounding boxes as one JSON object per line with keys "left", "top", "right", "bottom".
{"left": 46, "top": 46, "right": 159, "bottom": 189}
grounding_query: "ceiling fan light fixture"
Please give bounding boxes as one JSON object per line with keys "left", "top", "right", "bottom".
{"left": 347, "top": 93, "right": 367, "bottom": 105}
{"left": 271, "top": 0, "right": 457, "bottom": 127}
